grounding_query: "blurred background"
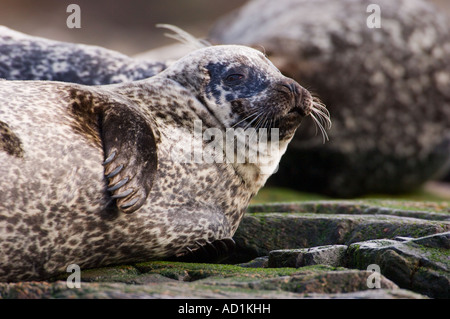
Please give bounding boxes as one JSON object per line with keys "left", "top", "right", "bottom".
{"left": 1, "top": 0, "right": 449, "bottom": 55}
{"left": 1, "top": 0, "right": 444, "bottom": 56}
{"left": 0, "top": 0, "right": 248, "bottom": 55}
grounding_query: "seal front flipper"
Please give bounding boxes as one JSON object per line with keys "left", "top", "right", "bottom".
{"left": 101, "top": 103, "right": 158, "bottom": 214}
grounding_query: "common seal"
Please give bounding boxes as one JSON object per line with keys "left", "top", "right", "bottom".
{"left": 209, "top": 0, "right": 450, "bottom": 197}
{"left": 0, "top": 45, "right": 328, "bottom": 281}
{"left": 0, "top": 26, "right": 166, "bottom": 85}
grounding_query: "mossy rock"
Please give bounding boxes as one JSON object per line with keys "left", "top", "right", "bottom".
{"left": 346, "top": 233, "right": 450, "bottom": 298}
{"left": 231, "top": 211, "right": 449, "bottom": 262}
{"left": 0, "top": 262, "right": 411, "bottom": 298}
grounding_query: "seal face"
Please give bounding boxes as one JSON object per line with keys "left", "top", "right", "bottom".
{"left": 0, "top": 45, "right": 327, "bottom": 281}
{"left": 204, "top": 59, "right": 312, "bottom": 140}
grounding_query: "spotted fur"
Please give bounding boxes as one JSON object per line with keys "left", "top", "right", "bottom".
{"left": 0, "top": 121, "right": 24, "bottom": 158}
{"left": 0, "top": 26, "right": 165, "bottom": 85}
{"left": 0, "top": 45, "right": 315, "bottom": 281}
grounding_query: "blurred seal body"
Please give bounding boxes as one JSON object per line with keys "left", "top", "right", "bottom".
{"left": 0, "top": 26, "right": 165, "bottom": 84}
{"left": 0, "top": 45, "right": 322, "bottom": 281}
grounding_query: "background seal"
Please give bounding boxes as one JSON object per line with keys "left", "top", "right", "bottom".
{"left": 0, "top": 26, "right": 166, "bottom": 85}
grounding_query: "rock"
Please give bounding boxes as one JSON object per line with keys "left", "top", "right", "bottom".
{"left": 298, "top": 289, "right": 427, "bottom": 299}
{"left": 268, "top": 245, "right": 347, "bottom": 268}
{"left": 247, "top": 200, "right": 450, "bottom": 221}
{"left": 231, "top": 201, "right": 450, "bottom": 298}
{"left": 347, "top": 233, "right": 450, "bottom": 298}
{"left": 231, "top": 205, "right": 450, "bottom": 262}
{"left": 264, "top": 233, "right": 449, "bottom": 298}
{"left": 0, "top": 277, "right": 425, "bottom": 299}
{"left": 237, "top": 257, "right": 269, "bottom": 268}
{"left": 0, "top": 262, "right": 424, "bottom": 299}
{"left": 261, "top": 270, "right": 398, "bottom": 294}
{"left": 411, "top": 231, "right": 450, "bottom": 249}
{"left": 209, "top": 0, "right": 450, "bottom": 197}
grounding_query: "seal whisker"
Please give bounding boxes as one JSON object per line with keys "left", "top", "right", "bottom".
{"left": 310, "top": 113, "right": 329, "bottom": 143}
{"left": 231, "top": 110, "right": 260, "bottom": 128}
{"left": 312, "top": 97, "right": 330, "bottom": 114}
{"left": 156, "top": 24, "right": 209, "bottom": 49}
{"left": 312, "top": 103, "right": 331, "bottom": 120}
{"left": 261, "top": 113, "right": 269, "bottom": 128}
{"left": 242, "top": 111, "right": 264, "bottom": 131}
{"left": 311, "top": 107, "right": 331, "bottom": 129}
{"left": 248, "top": 112, "right": 267, "bottom": 142}
{"left": 253, "top": 110, "right": 267, "bottom": 131}
{"left": 311, "top": 116, "right": 319, "bottom": 137}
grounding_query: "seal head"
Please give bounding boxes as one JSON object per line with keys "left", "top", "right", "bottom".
{"left": 165, "top": 45, "right": 314, "bottom": 140}
{"left": 104, "top": 45, "right": 318, "bottom": 214}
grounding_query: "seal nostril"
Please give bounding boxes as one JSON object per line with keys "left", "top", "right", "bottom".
{"left": 279, "top": 83, "right": 293, "bottom": 94}
{"left": 279, "top": 81, "right": 300, "bottom": 97}
{"left": 289, "top": 83, "right": 298, "bottom": 94}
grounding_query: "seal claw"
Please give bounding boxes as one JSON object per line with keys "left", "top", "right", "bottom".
{"left": 120, "top": 196, "right": 140, "bottom": 209}
{"left": 107, "top": 177, "right": 129, "bottom": 192}
{"left": 111, "top": 188, "right": 134, "bottom": 199}
{"left": 102, "top": 151, "right": 116, "bottom": 165}
{"left": 106, "top": 164, "right": 123, "bottom": 179}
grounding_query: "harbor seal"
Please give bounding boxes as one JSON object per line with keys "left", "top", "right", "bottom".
{"left": 0, "top": 44, "right": 328, "bottom": 281}
{"left": 209, "top": 0, "right": 450, "bottom": 197}
{"left": 0, "top": 26, "right": 166, "bottom": 85}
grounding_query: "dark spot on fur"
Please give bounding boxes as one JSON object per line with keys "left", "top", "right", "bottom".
{"left": 0, "top": 121, "right": 24, "bottom": 158}
{"left": 68, "top": 89, "right": 102, "bottom": 148}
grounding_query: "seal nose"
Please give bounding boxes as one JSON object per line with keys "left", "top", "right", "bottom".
{"left": 281, "top": 79, "right": 312, "bottom": 117}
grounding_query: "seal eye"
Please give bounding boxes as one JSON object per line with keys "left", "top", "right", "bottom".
{"left": 224, "top": 74, "right": 245, "bottom": 85}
